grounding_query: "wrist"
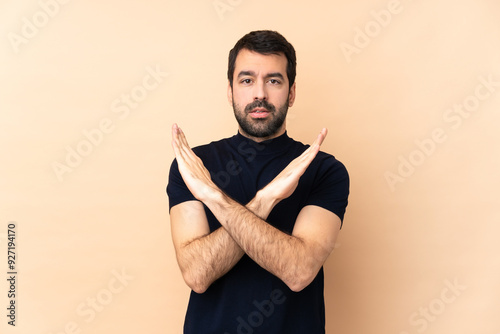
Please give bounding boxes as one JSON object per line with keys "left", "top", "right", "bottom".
{"left": 201, "top": 184, "right": 225, "bottom": 206}
{"left": 248, "top": 188, "right": 279, "bottom": 220}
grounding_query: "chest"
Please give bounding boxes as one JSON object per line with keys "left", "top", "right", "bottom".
{"left": 202, "top": 148, "right": 315, "bottom": 234}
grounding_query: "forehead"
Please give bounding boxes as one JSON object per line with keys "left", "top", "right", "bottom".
{"left": 234, "top": 49, "right": 288, "bottom": 79}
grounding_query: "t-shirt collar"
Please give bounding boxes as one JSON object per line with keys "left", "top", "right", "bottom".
{"left": 232, "top": 130, "right": 293, "bottom": 155}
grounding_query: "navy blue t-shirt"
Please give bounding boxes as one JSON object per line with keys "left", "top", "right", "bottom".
{"left": 167, "top": 131, "right": 349, "bottom": 334}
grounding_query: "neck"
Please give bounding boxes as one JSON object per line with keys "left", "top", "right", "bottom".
{"left": 238, "top": 126, "right": 286, "bottom": 143}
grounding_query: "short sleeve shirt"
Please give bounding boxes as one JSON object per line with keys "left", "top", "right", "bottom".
{"left": 167, "top": 131, "right": 349, "bottom": 334}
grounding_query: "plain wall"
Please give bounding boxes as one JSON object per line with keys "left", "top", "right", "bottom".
{"left": 1, "top": 0, "right": 499, "bottom": 333}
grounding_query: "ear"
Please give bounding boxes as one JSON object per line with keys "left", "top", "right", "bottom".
{"left": 288, "top": 82, "right": 296, "bottom": 107}
{"left": 227, "top": 81, "right": 233, "bottom": 105}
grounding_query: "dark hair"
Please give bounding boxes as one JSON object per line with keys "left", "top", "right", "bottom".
{"left": 227, "top": 30, "right": 297, "bottom": 89}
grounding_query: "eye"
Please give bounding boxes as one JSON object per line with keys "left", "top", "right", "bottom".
{"left": 269, "top": 79, "right": 281, "bottom": 85}
{"left": 240, "top": 78, "right": 252, "bottom": 84}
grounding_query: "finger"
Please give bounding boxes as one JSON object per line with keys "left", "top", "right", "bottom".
{"left": 311, "top": 128, "right": 328, "bottom": 149}
{"left": 178, "top": 126, "right": 190, "bottom": 148}
{"left": 317, "top": 128, "right": 328, "bottom": 147}
{"left": 176, "top": 127, "right": 207, "bottom": 173}
{"left": 176, "top": 126, "right": 198, "bottom": 163}
{"left": 172, "top": 124, "right": 192, "bottom": 166}
{"left": 293, "top": 128, "right": 328, "bottom": 171}
{"left": 172, "top": 124, "right": 188, "bottom": 154}
{"left": 176, "top": 126, "right": 192, "bottom": 154}
{"left": 297, "top": 128, "right": 326, "bottom": 160}
{"left": 171, "top": 123, "right": 182, "bottom": 156}
{"left": 171, "top": 123, "right": 178, "bottom": 144}
{"left": 301, "top": 128, "right": 328, "bottom": 156}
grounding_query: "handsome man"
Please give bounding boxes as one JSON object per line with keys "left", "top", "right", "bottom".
{"left": 167, "top": 30, "right": 349, "bottom": 333}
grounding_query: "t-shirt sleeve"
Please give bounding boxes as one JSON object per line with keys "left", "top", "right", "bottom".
{"left": 166, "top": 158, "right": 198, "bottom": 211}
{"left": 305, "top": 156, "right": 350, "bottom": 228}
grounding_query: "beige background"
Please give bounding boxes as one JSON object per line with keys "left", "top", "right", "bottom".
{"left": 1, "top": 0, "right": 499, "bottom": 333}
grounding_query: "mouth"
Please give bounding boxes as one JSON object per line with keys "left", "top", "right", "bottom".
{"left": 249, "top": 108, "right": 271, "bottom": 118}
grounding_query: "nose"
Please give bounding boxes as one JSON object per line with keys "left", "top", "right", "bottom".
{"left": 253, "top": 80, "right": 267, "bottom": 100}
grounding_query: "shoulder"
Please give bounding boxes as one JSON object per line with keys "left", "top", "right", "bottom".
{"left": 305, "top": 151, "right": 349, "bottom": 196}
{"left": 315, "top": 151, "right": 349, "bottom": 176}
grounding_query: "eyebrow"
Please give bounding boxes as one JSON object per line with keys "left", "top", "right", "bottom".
{"left": 237, "top": 71, "right": 285, "bottom": 80}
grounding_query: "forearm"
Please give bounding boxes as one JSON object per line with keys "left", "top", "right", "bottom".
{"left": 171, "top": 124, "right": 331, "bottom": 292}
{"left": 205, "top": 190, "right": 317, "bottom": 292}
{"left": 176, "top": 196, "right": 272, "bottom": 294}
{"left": 177, "top": 226, "right": 244, "bottom": 294}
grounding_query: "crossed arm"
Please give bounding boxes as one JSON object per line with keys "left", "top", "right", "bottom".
{"left": 170, "top": 124, "right": 341, "bottom": 293}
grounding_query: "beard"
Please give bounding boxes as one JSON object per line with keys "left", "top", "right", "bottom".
{"left": 233, "top": 97, "right": 289, "bottom": 139}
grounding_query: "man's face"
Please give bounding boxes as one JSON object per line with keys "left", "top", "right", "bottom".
{"left": 228, "top": 49, "right": 296, "bottom": 141}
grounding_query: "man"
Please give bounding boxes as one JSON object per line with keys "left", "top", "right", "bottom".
{"left": 167, "top": 30, "right": 349, "bottom": 333}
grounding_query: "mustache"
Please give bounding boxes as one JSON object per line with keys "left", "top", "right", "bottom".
{"left": 244, "top": 100, "right": 276, "bottom": 113}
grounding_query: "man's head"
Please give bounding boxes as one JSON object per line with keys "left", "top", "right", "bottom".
{"left": 227, "top": 30, "right": 297, "bottom": 90}
{"left": 227, "top": 30, "right": 297, "bottom": 141}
